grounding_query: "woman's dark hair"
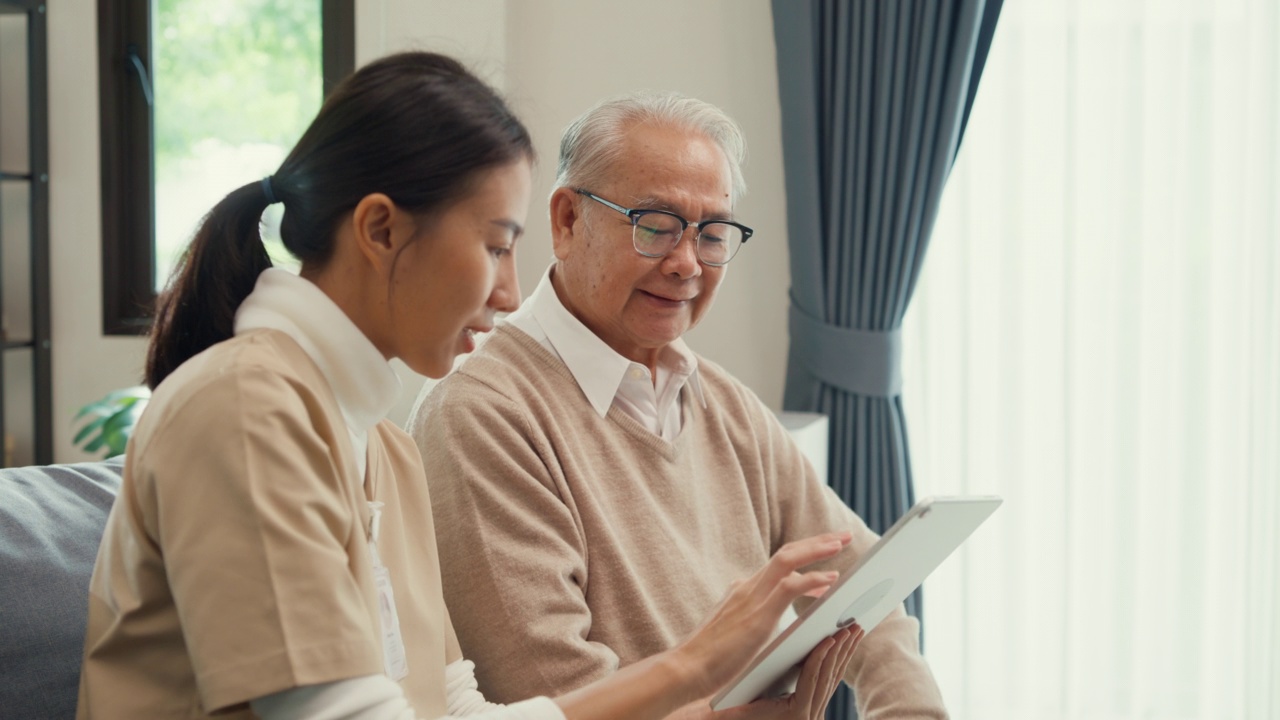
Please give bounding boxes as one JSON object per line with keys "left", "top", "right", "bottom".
{"left": 144, "top": 51, "right": 534, "bottom": 388}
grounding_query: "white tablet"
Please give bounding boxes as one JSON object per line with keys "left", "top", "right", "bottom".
{"left": 710, "top": 495, "right": 1002, "bottom": 710}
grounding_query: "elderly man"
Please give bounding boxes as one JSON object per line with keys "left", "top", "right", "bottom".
{"left": 408, "top": 92, "right": 947, "bottom": 718}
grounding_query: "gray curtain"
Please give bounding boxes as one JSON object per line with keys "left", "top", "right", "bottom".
{"left": 772, "top": 1, "right": 1002, "bottom": 717}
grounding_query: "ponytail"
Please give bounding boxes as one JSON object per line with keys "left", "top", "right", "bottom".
{"left": 144, "top": 51, "right": 533, "bottom": 389}
{"left": 144, "top": 182, "right": 274, "bottom": 388}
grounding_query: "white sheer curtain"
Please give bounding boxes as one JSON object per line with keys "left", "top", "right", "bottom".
{"left": 902, "top": 1, "right": 1280, "bottom": 718}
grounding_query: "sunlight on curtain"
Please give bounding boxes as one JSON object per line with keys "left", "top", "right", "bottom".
{"left": 901, "top": 1, "right": 1280, "bottom": 718}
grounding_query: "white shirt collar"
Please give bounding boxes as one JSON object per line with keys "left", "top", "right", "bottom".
{"left": 504, "top": 264, "right": 706, "bottom": 418}
{"left": 233, "top": 268, "right": 401, "bottom": 433}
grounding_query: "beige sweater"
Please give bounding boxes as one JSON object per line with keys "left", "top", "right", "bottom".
{"left": 411, "top": 327, "right": 947, "bottom": 719}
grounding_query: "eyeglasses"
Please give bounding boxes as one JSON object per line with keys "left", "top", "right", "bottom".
{"left": 575, "top": 189, "right": 753, "bottom": 267}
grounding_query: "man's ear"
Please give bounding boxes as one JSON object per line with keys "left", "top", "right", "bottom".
{"left": 351, "top": 193, "right": 405, "bottom": 275}
{"left": 549, "top": 187, "right": 582, "bottom": 261}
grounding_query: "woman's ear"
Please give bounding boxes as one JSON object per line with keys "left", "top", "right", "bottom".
{"left": 549, "top": 187, "right": 582, "bottom": 262}
{"left": 351, "top": 193, "right": 411, "bottom": 275}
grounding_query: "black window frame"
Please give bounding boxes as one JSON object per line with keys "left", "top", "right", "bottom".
{"left": 97, "top": 1, "right": 355, "bottom": 335}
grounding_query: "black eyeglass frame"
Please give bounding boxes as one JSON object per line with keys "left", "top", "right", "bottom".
{"left": 574, "top": 189, "right": 754, "bottom": 267}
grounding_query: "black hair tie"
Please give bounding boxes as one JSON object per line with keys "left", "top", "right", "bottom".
{"left": 261, "top": 176, "right": 279, "bottom": 205}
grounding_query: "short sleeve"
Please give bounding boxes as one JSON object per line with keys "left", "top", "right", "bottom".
{"left": 134, "top": 366, "right": 382, "bottom": 712}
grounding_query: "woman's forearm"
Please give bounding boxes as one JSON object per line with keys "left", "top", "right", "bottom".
{"left": 553, "top": 647, "right": 705, "bottom": 720}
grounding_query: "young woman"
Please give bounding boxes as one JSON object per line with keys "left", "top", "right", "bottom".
{"left": 77, "top": 52, "right": 861, "bottom": 720}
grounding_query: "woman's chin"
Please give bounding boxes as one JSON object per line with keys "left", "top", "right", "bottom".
{"left": 404, "top": 332, "right": 477, "bottom": 379}
{"left": 400, "top": 353, "right": 453, "bottom": 380}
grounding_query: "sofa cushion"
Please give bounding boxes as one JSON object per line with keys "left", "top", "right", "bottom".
{"left": 0, "top": 458, "right": 123, "bottom": 720}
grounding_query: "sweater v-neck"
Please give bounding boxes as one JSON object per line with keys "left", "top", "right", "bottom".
{"left": 472, "top": 326, "right": 696, "bottom": 462}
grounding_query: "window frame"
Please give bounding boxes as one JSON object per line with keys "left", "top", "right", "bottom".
{"left": 97, "top": 0, "right": 355, "bottom": 335}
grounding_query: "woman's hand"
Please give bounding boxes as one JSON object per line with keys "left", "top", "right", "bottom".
{"left": 671, "top": 532, "right": 853, "bottom": 700}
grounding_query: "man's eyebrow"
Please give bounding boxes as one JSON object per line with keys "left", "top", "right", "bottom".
{"left": 630, "top": 195, "right": 734, "bottom": 222}
{"left": 629, "top": 195, "right": 669, "bottom": 210}
{"left": 490, "top": 218, "right": 525, "bottom": 239}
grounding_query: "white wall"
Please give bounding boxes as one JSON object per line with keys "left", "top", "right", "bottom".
{"left": 41, "top": 0, "right": 791, "bottom": 461}
{"left": 47, "top": 2, "right": 150, "bottom": 463}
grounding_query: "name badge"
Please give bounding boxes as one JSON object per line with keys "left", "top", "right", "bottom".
{"left": 374, "top": 564, "right": 409, "bottom": 681}
{"left": 368, "top": 501, "right": 409, "bottom": 681}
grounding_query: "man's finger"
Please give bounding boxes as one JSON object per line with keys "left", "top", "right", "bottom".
{"left": 793, "top": 634, "right": 837, "bottom": 714}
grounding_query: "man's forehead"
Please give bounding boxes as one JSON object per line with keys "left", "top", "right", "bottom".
{"left": 615, "top": 121, "right": 727, "bottom": 167}
{"left": 597, "top": 122, "right": 735, "bottom": 214}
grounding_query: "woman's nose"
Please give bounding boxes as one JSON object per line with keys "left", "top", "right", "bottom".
{"left": 489, "top": 255, "right": 521, "bottom": 313}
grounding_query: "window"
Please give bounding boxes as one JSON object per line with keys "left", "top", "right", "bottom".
{"left": 98, "top": 0, "right": 354, "bottom": 335}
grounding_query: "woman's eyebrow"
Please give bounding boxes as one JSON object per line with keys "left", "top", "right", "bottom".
{"left": 490, "top": 218, "right": 525, "bottom": 239}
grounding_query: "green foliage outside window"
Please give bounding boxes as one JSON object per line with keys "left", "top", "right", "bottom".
{"left": 153, "top": 0, "right": 321, "bottom": 159}
{"left": 152, "top": 0, "right": 322, "bottom": 288}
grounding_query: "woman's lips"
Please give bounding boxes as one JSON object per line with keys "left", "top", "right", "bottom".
{"left": 458, "top": 325, "right": 492, "bottom": 353}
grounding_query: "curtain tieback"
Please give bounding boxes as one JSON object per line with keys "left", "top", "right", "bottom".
{"left": 789, "top": 302, "right": 903, "bottom": 397}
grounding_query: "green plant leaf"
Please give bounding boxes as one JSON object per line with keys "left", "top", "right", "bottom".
{"left": 73, "top": 385, "right": 151, "bottom": 454}
{"left": 101, "top": 387, "right": 151, "bottom": 403}
{"left": 103, "top": 427, "right": 129, "bottom": 458}
{"left": 73, "top": 415, "right": 110, "bottom": 445}
{"left": 102, "top": 408, "right": 136, "bottom": 438}
{"left": 124, "top": 400, "right": 147, "bottom": 426}
{"left": 74, "top": 401, "right": 118, "bottom": 421}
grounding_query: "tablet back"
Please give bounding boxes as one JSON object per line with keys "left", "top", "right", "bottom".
{"left": 711, "top": 495, "right": 1002, "bottom": 710}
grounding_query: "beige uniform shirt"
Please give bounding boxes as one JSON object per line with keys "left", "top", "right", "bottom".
{"left": 78, "top": 329, "right": 458, "bottom": 718}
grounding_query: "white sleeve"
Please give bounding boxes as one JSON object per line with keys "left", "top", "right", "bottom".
{"left": 250, "top": 675, "right": 417, "bottom": 720}
{"left": 250, "top": 672, "right": 565, "bottom": 720}
{"left": 445, "top": 659, "right": 499, "bottom": 715}
{"left": 445, "top": 659, "right": 565, "bottom": 719}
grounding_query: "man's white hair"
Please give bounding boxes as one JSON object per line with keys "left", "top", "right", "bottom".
{"left": 553, "top": 90, "right": 747, "bottom": 205}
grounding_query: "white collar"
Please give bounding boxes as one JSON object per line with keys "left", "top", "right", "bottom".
{"left": 504, "top": 264, "right": 705, "bottom": 417}
{"left": 233, "top": 268, "right": 401, "bottom": 432}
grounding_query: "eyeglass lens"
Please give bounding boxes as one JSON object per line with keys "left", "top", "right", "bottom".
{"left": 633, "top": 213, "right": 743, "bottom": 265}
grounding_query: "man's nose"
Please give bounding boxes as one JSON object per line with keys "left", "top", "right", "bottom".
{"left": 661, "top": 228, "right": 702, "bottom": 279}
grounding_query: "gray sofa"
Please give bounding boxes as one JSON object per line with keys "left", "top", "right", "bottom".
{"left": 0, "top": 458, "right": 124, "bottom": 720}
